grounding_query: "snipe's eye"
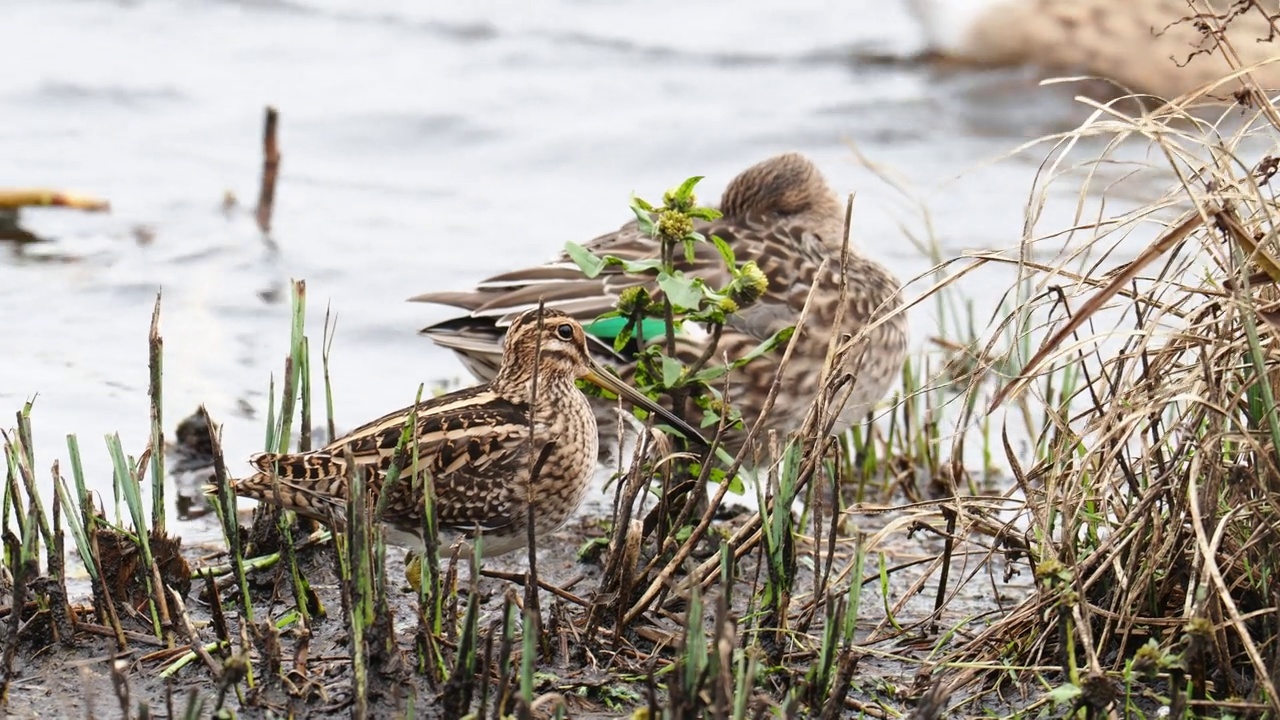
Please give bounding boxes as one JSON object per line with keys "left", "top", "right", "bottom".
{"left": 556, "top": 323, "right": 575, "bottom": 341}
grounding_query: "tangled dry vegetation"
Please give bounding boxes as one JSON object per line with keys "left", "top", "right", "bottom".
{"left": 920, "top": 77, "right": 1280, "bottom": 716}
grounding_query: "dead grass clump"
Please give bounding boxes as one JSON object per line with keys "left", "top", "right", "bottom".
{"left": 939, "top": 73, "right": 1280, "bottom": 717}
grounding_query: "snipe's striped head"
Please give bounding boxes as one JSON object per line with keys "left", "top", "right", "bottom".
{"left": 492, "top": 307, "right": 592, "bottom": 390}
{"left": 496, "top": 307, "right": 707, "bottom": 445}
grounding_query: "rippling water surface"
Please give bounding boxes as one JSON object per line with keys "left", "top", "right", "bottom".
{"left": 2, "top": 0, "right": 1163, "bottom": 539}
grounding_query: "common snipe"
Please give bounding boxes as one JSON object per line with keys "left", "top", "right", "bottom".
{"left": 411, "top": 153, "right": 908, "bottom": 457}
{"left": 224, "top": 308, "right": 704, "bottom": 558}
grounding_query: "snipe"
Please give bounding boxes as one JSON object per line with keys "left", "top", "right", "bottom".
{"left": 223, "top": 308, "right": 704, "bottom": 558}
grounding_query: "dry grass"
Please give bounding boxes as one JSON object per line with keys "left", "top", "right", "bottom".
{"left": 906, "top": 24, "right": 1280, "bottom": 714}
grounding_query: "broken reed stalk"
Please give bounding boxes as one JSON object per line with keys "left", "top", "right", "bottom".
{"left": 0, "top": 440, "right": 40, "bottom": 704}
{"left": 255, "top": 105, "right": 281, "bottom": 236}
{"left": 440, "top": 559, "right": 482, "bottom": 717}
{"left": 205, "top": 409, "right": 258, "bottom": 696}
{"left": 149, "top": 293, "right": 165, "bottom": 533}
{"left": 277, "top": 280, "right": 306, "bottom": 455}
{"left": 47, "top": 464, "right": 72, "bottom": 646}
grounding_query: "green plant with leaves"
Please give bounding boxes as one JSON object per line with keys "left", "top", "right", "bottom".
{"left": 566, "top": 177, "right": 790, "bottom": 445}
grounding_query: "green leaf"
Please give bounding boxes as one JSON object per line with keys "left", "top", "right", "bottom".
{"left": 683, "top": 238, "right": 696, "bottom": 263}
{"left": 565, "top": 241, "right": 606, "bottom": 278}
{"left": 728, "top": 326, "right": 795, "bottom": 370}
{"left": 687, "top": 207, "right": 723, "bottom": 221}
{"left": 660, "top": 356, "right": 683, "bottom": 388}
{"left": 631, "top": 195, "right": 654, "bottom": 213}
{"left": 673, "top": 176, "right": 704, "bottom": 203}
{"left": 1047, "top": 684, "right": 1081, "bottom": 705}
{"left": 630, "top": 203, "right": 655, "bottom": 235}
{"left": 616, "top": 258, "right": 666, "bottom": 274}
{"left": 657, "top": 271, "right": 704, "bottom": 310}
{"left": 612, "top": 320, "right": 633, "bottom": 353}
{"left": 714, "top": 445, "right": 739, "bottom": 468}
{"left": 710, "top": 233, "right": 735, "bottom": 268}
{"left": 691, "top": 364, "right": 728, "bottom": 384}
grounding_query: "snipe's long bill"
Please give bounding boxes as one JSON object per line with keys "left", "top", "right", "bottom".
{"left": 221, "top": 308, "right": 705, "bottom": 558}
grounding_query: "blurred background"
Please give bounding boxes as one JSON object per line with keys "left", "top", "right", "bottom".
{"left": 1, "top": 0, "right": 1164, "bottom": 529}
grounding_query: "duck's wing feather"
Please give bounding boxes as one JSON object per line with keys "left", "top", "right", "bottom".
{"left": 412, "top": 212, "right": 824, "bottom": 346}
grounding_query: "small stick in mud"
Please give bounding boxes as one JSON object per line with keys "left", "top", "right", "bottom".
{"left": 255, "top": 106, "right": 281, "bottom": 237}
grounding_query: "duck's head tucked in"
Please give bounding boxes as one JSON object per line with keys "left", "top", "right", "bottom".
{"left": 720, "top": 152, "right": 843, "bottom": 223}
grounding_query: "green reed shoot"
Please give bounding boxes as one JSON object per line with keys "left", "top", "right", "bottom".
{"left": 492, "top": 591, "right": 518, "bottom": 715}
{"left": 64, "top": 436, "right": 96, "bottom": 563}
{"left": 680, "top": 583, "right": 707, "bottom": 709}
{"left": 105, "top": 433, "right": 165, "bottom": 639}
{"left": 1, "top": 438, "right": 13, "bottom": 543}
{"left": 206, "top": 433, "right": 255, "bottom": 632}
{"left": 53, "top": 471, "right": 96, "bottom": 587}
{"left": 414, "top": 401, "right": 448, "bottom": 680}
{"left": 441, "top": 554, "right": 482, "bottom": 717}
{"left": 281, "top": 287, "right": 320, "bottom": 625}
{"left": 11, "top": 408, "right": 53, "bottom": 561}
{"left": 275, "top": 280, "right": 307, "bottom": 454}
{"left": 241, "top": 280, "right": 320, "bottom": 632}
{"left": 322, "top": 304, "right": 338, "bottom": 442}
{"left": 519, "top": 605, "right": 537, "bottom": 713}
{"left": 841, "top": 535, "right": 866, "bottom": 647}
{"left": 344, "top": 457, "right": 373, "bottom": 719}
{"left": 877, "top": 551, "right": 903, "bottom": 633}
{"left": 759, "top": 440, "right": 800, "bottom": 623}
{"left": 1235, "top": 260, "right": 1280, "bottom": 452}
{"left": 299, "top": 335, "right": 313, "bottom": 451}
{"left": 804, "top": 591, "right": 846, "bottom": 709}
{"left": 0, "top": 464, "right": 40, "bottom": 704}
{"left": 262, "top": 375, "right": 277, "bottom": 453}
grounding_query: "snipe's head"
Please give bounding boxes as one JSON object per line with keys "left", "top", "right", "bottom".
{"left": 494, "top": 308, "right": 592, "bottom": 390}
{"left": 494, "top": 307, "right": 708, "bottom": 445}
{"left": 720, "top": 152, "right": 841, "bottom": 222}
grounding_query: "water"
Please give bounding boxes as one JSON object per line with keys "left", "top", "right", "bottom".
{"left": 2, "top": 0, "right": 1169, "bottom": 541}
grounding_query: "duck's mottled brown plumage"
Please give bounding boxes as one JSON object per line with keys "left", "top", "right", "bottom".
{"left": 225, "top": 308, "right": 700, "bottom": 558}
{"left": 410, "top": 153, "right": 909, "bottom": 458}
{"left": 906, "top": 0, "right": 1280, "bottom": 100}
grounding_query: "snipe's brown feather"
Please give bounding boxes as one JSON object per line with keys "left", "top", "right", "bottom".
{"left": 233, "top": 385, "right": 534, "bottom": 537}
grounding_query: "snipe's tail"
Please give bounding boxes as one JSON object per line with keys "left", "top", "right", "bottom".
{"left": 203, "top": 451, "right": 350, "bottom": 522}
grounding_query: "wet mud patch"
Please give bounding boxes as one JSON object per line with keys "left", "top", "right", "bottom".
{"left": 0, "top": 492, "right": 1040, "bottom": 719}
